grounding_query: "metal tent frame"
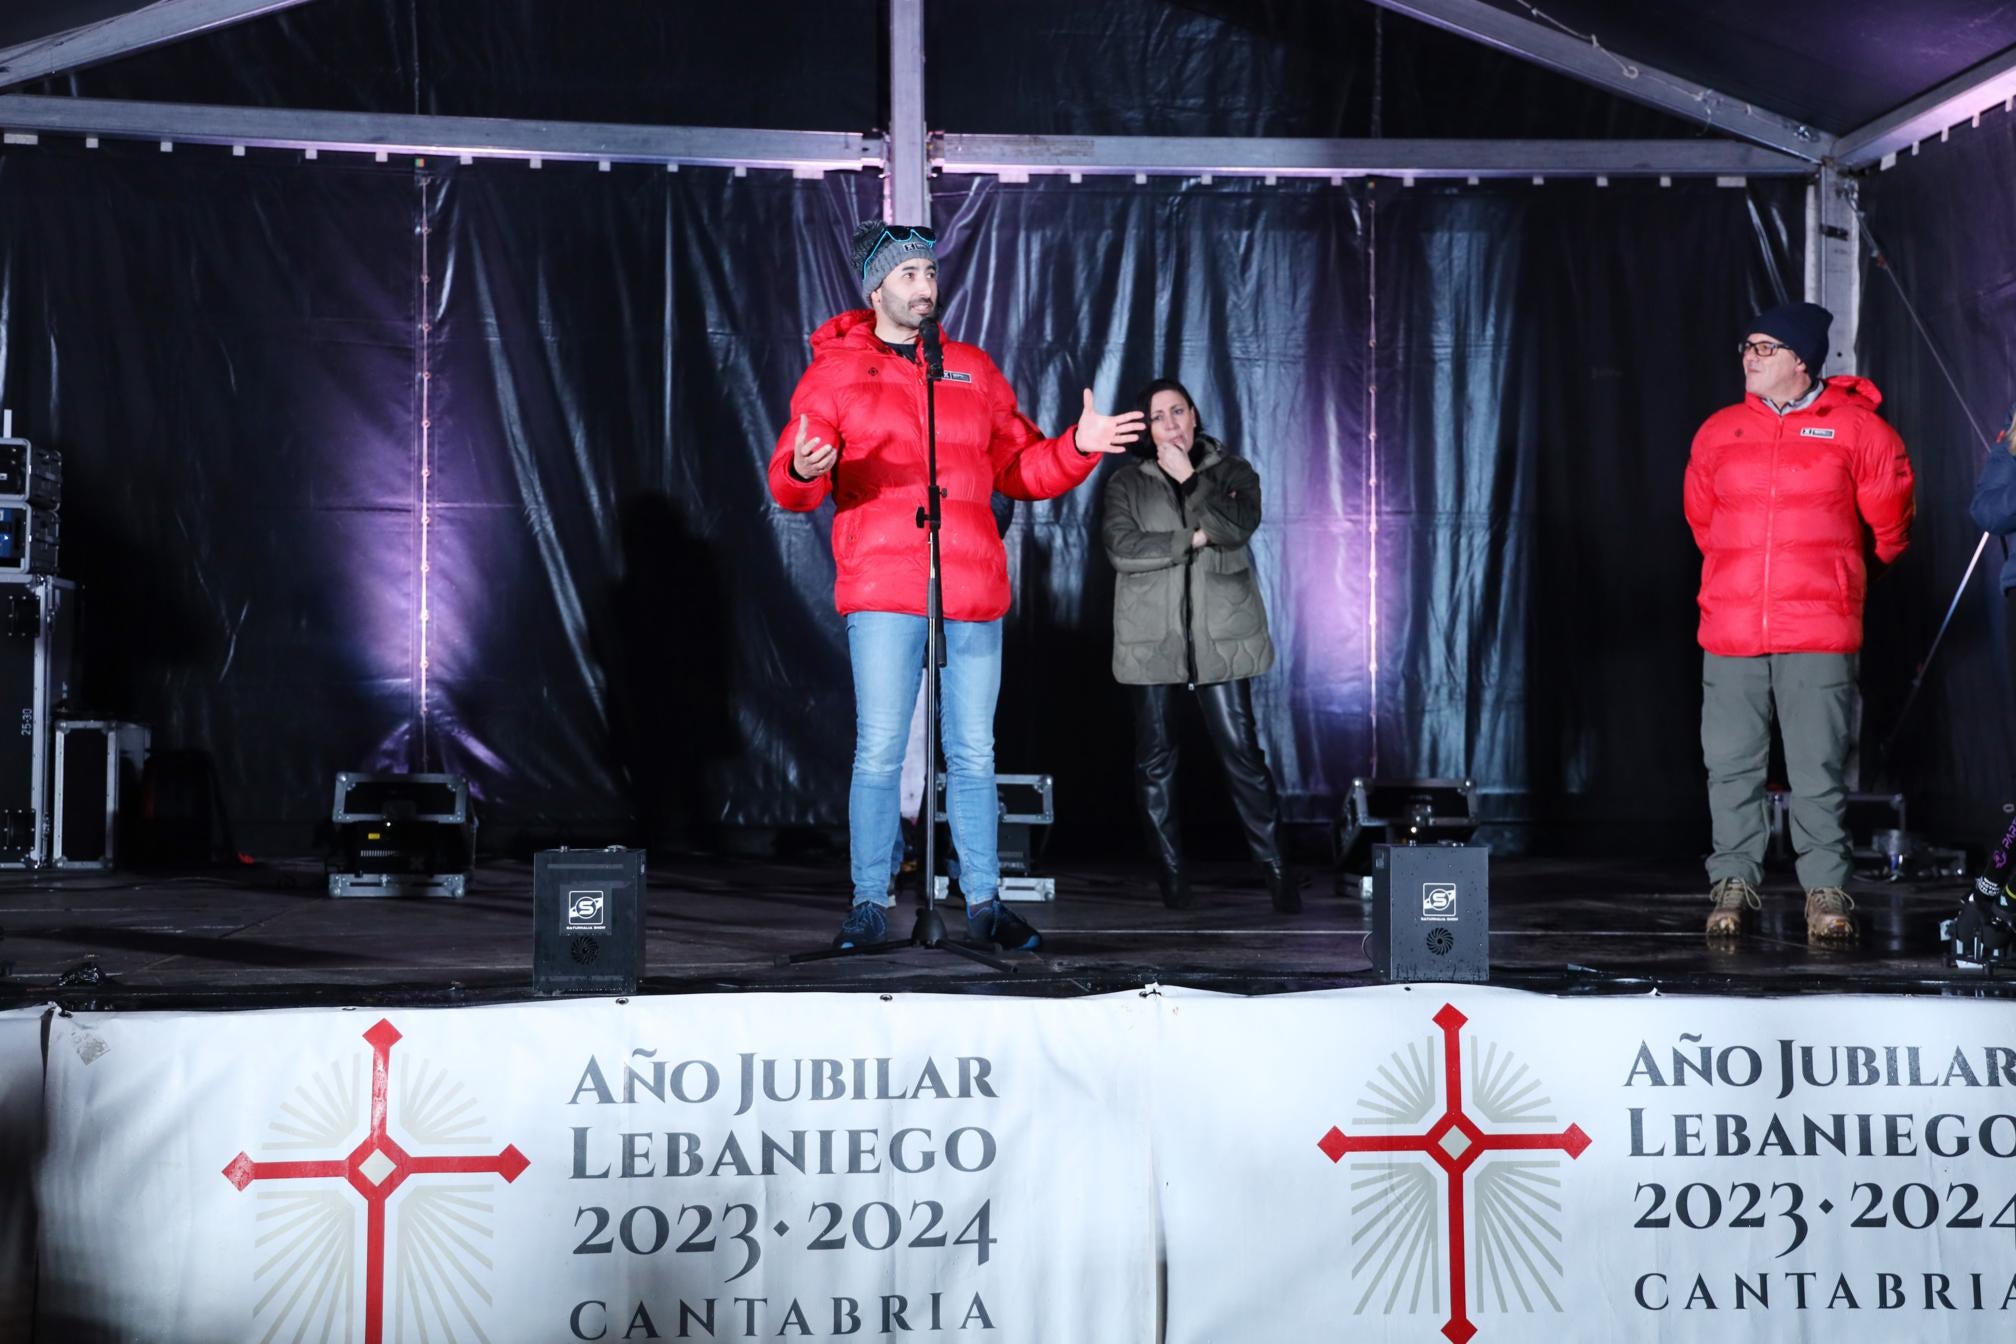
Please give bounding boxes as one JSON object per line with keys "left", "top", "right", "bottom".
{"left": 2, "top": 0, "right": 2014, "bottom": 359}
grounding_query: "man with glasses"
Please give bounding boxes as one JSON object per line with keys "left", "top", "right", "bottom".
{"left": 1684, "top": 301, "right": 1915, "bottom": 943}
{"left": 768, "top": 220, "right": 1145, "bottom": 951}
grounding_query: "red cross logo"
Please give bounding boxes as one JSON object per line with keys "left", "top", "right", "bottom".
{"left": 222, "top": 1019, "right": 530, "bottom": 1344}
{"left": 1318, "top": 1003, "right": 1590, "bottom": 1344}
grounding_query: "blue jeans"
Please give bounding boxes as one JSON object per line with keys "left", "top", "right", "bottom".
{"left": 847, "top": 611, "right": 1001, "bottom": 909}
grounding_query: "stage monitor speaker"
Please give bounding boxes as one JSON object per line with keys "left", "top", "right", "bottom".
{"left": 1367, "top": 842, "right": 1489, "bottom": 983}
{"left": 535, "top": 847, "right": 646, "bottom": 996}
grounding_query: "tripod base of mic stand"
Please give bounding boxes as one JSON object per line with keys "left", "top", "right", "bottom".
{"left": 779, "top": 903, "right": 1019, "bottom": 971}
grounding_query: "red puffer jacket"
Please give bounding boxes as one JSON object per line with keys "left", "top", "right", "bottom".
{"left": 769, "top": 310, "right": 1098, "bottom": 621}
{"left": 1684, "top": 375, "right": 1915, "bottom": 657}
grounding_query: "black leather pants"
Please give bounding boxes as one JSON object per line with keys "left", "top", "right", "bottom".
{"left": 1129, "top": 678, "right": 1284, "bottom": 875}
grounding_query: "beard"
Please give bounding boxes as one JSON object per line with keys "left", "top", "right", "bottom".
{"left": 877, "top": 289, "right": 933, "bottom": 333}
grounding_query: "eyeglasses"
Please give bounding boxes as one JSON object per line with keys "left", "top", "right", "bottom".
{"left": 1738, "top": 340, "right": 1792, "bottom": 358}
{"left": 860, "top": 225, "right": 936, "bottom": 281}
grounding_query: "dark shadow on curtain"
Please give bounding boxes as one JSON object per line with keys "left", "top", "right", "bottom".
{"left": 590, "top": 492, "right": 739, "bottom": 854}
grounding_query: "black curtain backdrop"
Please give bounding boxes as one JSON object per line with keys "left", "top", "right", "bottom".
{"left": 1376, "top": 181, "right": 1802, "bottom": 837}
{"left": 0, "top": 144, "right": 424, "bottom": 849}
{"left": 0, "top": 123, "right": 1809, "bottom": 851}
{"left": 1858, "top": 102, "right": 2016, "bottom": 842}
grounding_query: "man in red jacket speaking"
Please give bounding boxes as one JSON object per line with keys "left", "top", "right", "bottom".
{"left": 768, "top": 221, "right": 1144, "bottom": 951}
{"left": 1684, "top": 301, "right": 1915, "bottom": 943}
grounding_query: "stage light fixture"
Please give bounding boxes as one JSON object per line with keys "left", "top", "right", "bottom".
{"left": 326, "top": 771, "right": 474, "bottom": 897}
{"left": 932, "top": 773, "right": 1056, "bottom": 902}
{"left": 1334, "top": 776, "right": 1479, "bottom": 873}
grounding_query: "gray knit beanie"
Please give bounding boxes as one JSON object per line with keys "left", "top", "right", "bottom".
{"left": 850, "top": 220, "right": 935, "bottom": 297}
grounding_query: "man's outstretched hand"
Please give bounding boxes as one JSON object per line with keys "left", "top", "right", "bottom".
{"left": 1075, "top": 388, "right": 1146, "bottom": 455}
{"left": 790, "top": 413, "right": 838, "bottom": 480}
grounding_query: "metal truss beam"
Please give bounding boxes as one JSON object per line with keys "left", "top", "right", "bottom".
{"left": 0, "top": 94, "right": 882, "bottom": 170}
{"left": 1834, "top": 43, "right": 2016, "bottom": 169}
{"left": 1804, "top": 164, "right": 1860, "bottom": 372}
{"left": 886, "top": 0, "right": 928, "bottom": 223}
{"left": 937, "top": 133, "right": 1812, "bottom": 179}
{"left": 1362, "top": 0, "right": 1828, "bottom": 162}
{"left": 0, "top": 0, "right": 319, "bottom": 92}
{"left": 0, "top": 104, "right": 1816, "bottom": 183}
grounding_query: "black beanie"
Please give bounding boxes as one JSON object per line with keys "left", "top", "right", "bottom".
{"left": 1746, "top": 301, "right": 1832, "bottom": 374}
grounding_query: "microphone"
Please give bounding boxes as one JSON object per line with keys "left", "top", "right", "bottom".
{"left": 918, "top": 315, "right": 945, "bottom": 380}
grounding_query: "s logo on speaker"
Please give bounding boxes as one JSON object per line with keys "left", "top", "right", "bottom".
{"left": 1421, "top": 882, "right": 1458, "bottom": 921}
{"left": 566, "top": 890, "right": 608, "bottom": 930}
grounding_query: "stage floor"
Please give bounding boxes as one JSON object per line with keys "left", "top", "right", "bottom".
{"left": 1, "top": 853, "right": 2004, "bottom": 1009}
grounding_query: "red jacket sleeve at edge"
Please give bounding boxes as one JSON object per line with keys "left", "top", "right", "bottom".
{"left": 980, "top": 355, "right": 1097, "bottom": 500}
{"left": 1854, "top": 414, "right": 1914, "bottom": 564}
{"left": 1683, "top": 423, "right": 1716, "bottom": 551}
{"left": 768, "top": 367, "right": 838, "bottom": 512}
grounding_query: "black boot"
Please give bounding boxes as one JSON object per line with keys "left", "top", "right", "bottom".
{"left": 1199, "top": 680, "right": 1293, "bottom": 910}
{"left": 1131, "top": 685, "right": 1190, "bottom": 909}
{"left": 1264, "top": 862, "right": 1301, "bottom": 914}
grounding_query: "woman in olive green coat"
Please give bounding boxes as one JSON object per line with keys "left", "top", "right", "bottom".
{"left": 1102, "top": 378, "right": 1295, "bottom": 912}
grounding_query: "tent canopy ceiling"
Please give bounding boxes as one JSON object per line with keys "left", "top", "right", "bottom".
{"left": 0, "top": 2, "right": 159, "bottom": 50}
{"left": 1468, "top": 0, "right": 2016, "bottom": 136}
{"left": 6, "top": 1, "right": 2016, "bottom": 144}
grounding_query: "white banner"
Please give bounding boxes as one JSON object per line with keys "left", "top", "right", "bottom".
{"left": 1154, "top": 984, "right": 2016, "bottom": 1343}
{"left": 0, "top": 1007, "right": 45, "bottom": 1343}
{"left": 28, "top": 985, "right": 2016, "bottom": 1342}
{"left": 36, "top": 993, "right": 1158, "bottom": 1344}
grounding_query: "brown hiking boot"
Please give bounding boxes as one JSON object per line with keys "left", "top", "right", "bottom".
{"left": 1804, "top": 887, "right": 1857, "bottom": 943}
{"left": 1705, "top": 877, "right": 1759, "bottom": 937}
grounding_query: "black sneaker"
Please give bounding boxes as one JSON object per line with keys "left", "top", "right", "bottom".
{"left": 834, "top": 902, "right": 889, "bottom": 950}
{"left": 966, "top": 899, "right": 1042, "bottom": 952}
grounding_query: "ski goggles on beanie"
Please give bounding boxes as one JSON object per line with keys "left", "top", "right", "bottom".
{"left": 851, "top": 222, "right": 936, "bottom": 293}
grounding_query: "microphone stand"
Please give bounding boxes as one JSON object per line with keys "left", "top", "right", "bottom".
{"left": 786, "top": 315, "right": 1013, "bottom": 971}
